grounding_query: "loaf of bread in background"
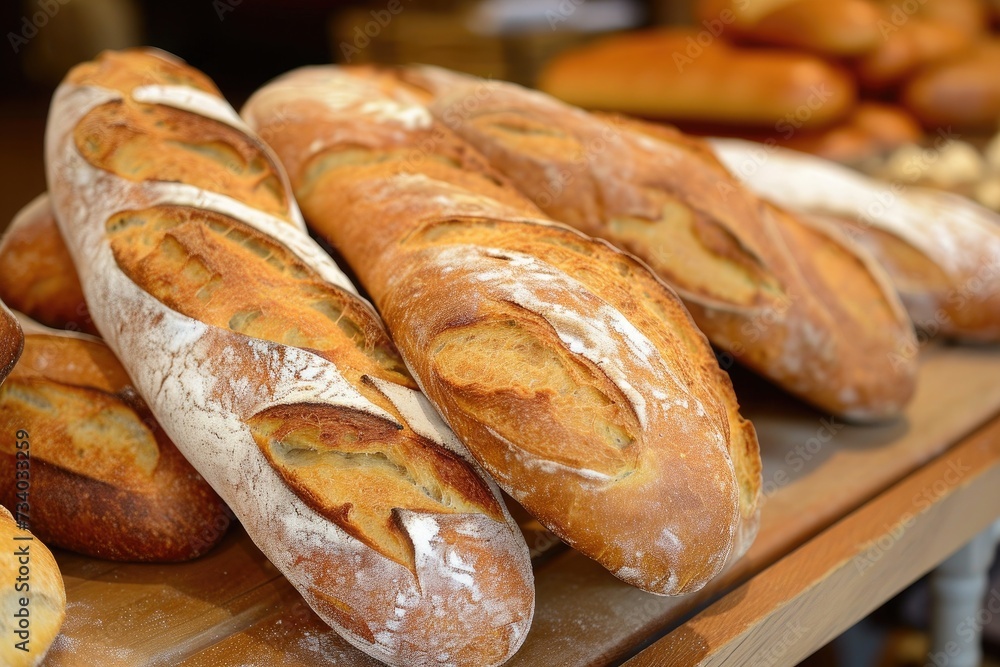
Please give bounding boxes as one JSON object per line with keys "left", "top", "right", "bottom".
{"left": 244, "top": 65, "right": 761, "bottom": 596}
{"left": 537, "top": 28, "right": 856, "bottom": 128}
{"left": 405, "top": 65, "right": 917, "bottom": 420}
{"left": 694, "top": 0, "right": 885, "bottom": 56}
{"left": 0, "top": 194, "right": 95, "bottom": 335}
{"left": 903, "top": 40, "right": 1000, "bottom": 130}
{"left": 0, "top": 506, "right": 65, "bottom": 667}
{"left": 0, "top": 299, "right": 22, "bottom": 386}
{"left": 711, "top": 139, "right": 1000, "bottom": 341}
{"left": 775, "top": 103, "right": 923, "bottom": 164}
{"left": 0, "top": 313, "right": 232, "bottom": 561}
{"left": 46, "top": 49, "right": 533, "bottom": 667}
{"left": 723, "top": 102, "right": 923, "bottom": 165}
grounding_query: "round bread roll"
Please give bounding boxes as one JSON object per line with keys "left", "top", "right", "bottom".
{"left": 0, "top": 505, "right": 66, "bottom": 667}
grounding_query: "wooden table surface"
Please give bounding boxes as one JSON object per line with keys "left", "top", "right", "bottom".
{"left": 40, "top": 341, "right": 1000, "bottom": 667}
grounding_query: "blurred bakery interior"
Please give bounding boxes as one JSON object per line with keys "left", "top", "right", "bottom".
{"left": 6, "top": 0, "right": 1000, "bottom": 228}
{"left": 4, "top": 1, "right": 1000, "bottom": 665}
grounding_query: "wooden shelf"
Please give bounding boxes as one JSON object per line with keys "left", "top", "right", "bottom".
{"left": 41, "top": 342, "right": 1000, "bottom": 666}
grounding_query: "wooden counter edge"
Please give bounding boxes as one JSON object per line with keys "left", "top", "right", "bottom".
{"left": 624, "top": 412, "right": 1000, "bottom": 667}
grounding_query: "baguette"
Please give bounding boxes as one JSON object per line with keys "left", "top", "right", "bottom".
{"left": 0, "top": 299, "right": 22, "bottom": 386}
{"left": 0, "top": 312, "right": 232, "bottom": 561}
{"left": 243, "top": 65, "right": 761, "bottom": 596}
{"left": 0, "top": 194, "right": 96, "bottom": 335}
{"left": 536, "top": 28, "right": 856, "bottom": 128}
{"left": 0, "top": 506, "right": 65, "bottom": 667}
{"left": 711, "top": 139, "right": 1000, "bottom": 341}
{"left": 694, "top": 0, "right": 885, "bottom": 56}
{"left": 46, "top": 49, "right": 533, "bottom": 667}
{"left": 404, "top": 66, "right": 917, "bottom": 420}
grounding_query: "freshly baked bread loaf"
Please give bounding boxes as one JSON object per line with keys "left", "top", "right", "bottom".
{"left": 536, "top": 28, "right": 856, "bottom": 128}
{"left": 0, "top": 506, "right": 65, "bottom": 667}
{"left": 244, "top": 65, "right": 761, "bottom": 596}
{"left": 0, "top": 194, "right": 96, "bottom": 335}
{"left": 46, "top": 49, "right": 533, "bottom": 667}
{"left": 0, "top": 313, "right": 232, "bottom": 560}
{"left": 694, "top": 0, "right": 885, "bottom": 56}
{"left": 404, "top": 66, "right": 917, "bottom": 420}
{"left": 902, "top": 40, "right": 1000, "bottom": 130}
{"left": 0, "top": 299, "right": 22, "bottom": 386}
{"left": 711, "top": 139, "right": 1000, "bottom": 341}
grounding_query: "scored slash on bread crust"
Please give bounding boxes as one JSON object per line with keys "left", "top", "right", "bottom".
{"left": 46, "top": 49, "right": 533, "bottom": 667}
{"left": 401, "top": 66, "right": 917, "bottom": 421}
{"left": 243, "top": 65, "right": 762, "bottom": 596}
{"left": 711, "top": 139, "right": 1000, "bottom": 342}
{"left": 0, "top": 313, "right": 232, "bottom": 561}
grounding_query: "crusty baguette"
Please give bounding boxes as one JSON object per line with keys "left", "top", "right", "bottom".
{"left": 0, "top": 506, "right": 65, "bottom": 667}
{"left": 711, "top": 139, "right": 1000, "bottom": 341}
{"left": 403, "top": 66, "right": 917, "bottom": 421}
{"left": 243, "top": 65, "right": 761, "bottom": 596}
{"left": 46, "top": 49, "right": 533, "bottom": 667}
{"left": 536, "top": 28, "right": 856, "bottom": 128}
{"left": 0, "top": 313, "right": 232, "bottom": 561}
{"left": 0, "top": 194, "right": 96, "bottom": 335}
{"left": 0, "top": 299, "right": 22, "bottom": 386}
{"left": 694, "top": 0, "right": 885, "bottom": 56}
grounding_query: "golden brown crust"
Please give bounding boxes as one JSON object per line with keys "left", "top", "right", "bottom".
{"left": 0, "top": 506, "right": 65, "bottom": 667}
{"left": 412, "top": 67, "right": 916, "bottom": 420}
{"left": 822, "top": 212, "right": 1000, "bottom": 341}
{"left": 0, "top": 196, "right": 96, "bottom": 335}
{"left": 245, "top": 65, "right": 762, "bottom": 595}
{"left": 0, "top": 325, "right": 232, "bottom": 561}
{"left": 536, "top": 28, "right": 856, "bottom": 128}
{"left": 0, "top": 300, "right": 22, "bottom": 387}
{"left": 695, "top": 0, "right": 885, "bottom": 56}
{"left": 50, "top": 49, "right": 533, "bottom": 665}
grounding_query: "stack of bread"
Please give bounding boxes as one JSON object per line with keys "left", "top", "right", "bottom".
{"left": 538, "top": 0, "right": 1000, "bottom": 165}
{"left": 0, "top": 291, "right": 66, "bottom": 666}
{"left": 4, "top": 40, "right": 997, "bottom": 666}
